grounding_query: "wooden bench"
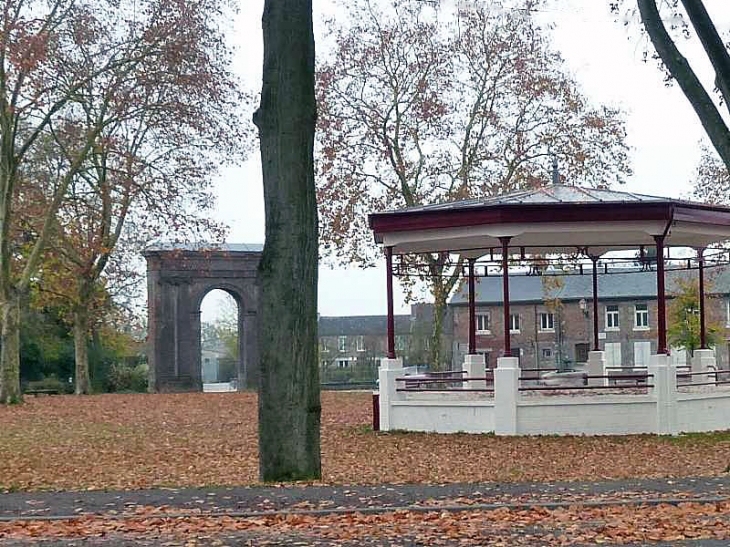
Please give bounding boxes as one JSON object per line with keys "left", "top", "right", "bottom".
{"left": 24, "top": 388, "right": 60, "bottom": 396}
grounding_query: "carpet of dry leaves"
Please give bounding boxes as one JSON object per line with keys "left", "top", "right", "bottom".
{"left": 0, "top": 391, "right": 729, "bottom": 492}
{"left": 2, "top": 502, "right": 730, "bottom": 545}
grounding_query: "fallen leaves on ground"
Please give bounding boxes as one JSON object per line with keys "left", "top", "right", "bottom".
{"left": 1, "top": 501, "right": 730, "bottom": 545}
{"left": 0, "top": 392, "right": 729, "bottom": 491}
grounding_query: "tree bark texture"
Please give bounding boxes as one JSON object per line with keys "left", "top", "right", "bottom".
{"left": 253, "top": 0, "right": 321, "bottom": 481}
{"left": 73, "top": 307, "right": 90, "bottom": 395}
{"left": 638, "top": 0, "right": 730, "bottom": 172}
{"left": 428, "top": 291, "right": 447, "bottom": 371}
{"left": 0, "top": 295, "right": 21, "bottom": 404}
{"left": 680, "top": 0, "right": 730, "bottom": 117}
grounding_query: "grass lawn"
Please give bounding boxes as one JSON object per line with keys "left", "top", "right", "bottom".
{"left": 0, "top": 391, "right": 729, "bottom": 491}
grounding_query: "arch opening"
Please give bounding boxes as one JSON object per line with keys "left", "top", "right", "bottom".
{"left": 200, "top": 289, "right": 241, "bottom": 391}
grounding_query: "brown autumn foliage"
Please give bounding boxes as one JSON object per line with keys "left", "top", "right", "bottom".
{"left": 316, "top": 0, "right": 631, "bottom": 368}
{"left": 0, "top": 0, "right": 252, "bottom": 404}
{"left": 0, "top": 391, "right": 729, "bottom": 492}
{"left": 2, "top": 501, "right": 730, "bottom": 544}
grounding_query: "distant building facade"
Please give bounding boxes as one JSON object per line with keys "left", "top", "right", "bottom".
{"left": 449, "top": 267, "right": 730, "bottom": 371}
{"left": 318, "top": 304, "right": 453, "bottom": 381}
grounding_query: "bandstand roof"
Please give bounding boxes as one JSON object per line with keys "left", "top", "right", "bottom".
{"left": 368, "top": 185, "right": 730, "bottom": 256}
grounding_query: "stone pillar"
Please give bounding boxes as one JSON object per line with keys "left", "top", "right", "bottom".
{"left": 494, "top": 356, "right": 519, "bottom": 435}
{"left": 648, "top": 353, "right": 677, "bottom": 435}
{"left": 462, "top": 353, "right": 486, "bottom": 390}
{"left": 587, "top": 350, "right": 606, "bottom": 387}
{"left": 691, "top": 348, "right": 717, "bottom": 385}
{"left": 378, "top": 357, "right": 404, "bottom": 431}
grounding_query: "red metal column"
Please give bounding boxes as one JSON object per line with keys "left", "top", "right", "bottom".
{"left": 698, "top": 248, "right": 707, "bottom": 350}
{"left": 468, "top": 257, "right": 476, "bottom": 355}
{"left": 385, "top": 246, "right": 395, "bottom": 359}
{"left": 591, "top": 255, "right": 599, "bottom": 351}
{"left": 654, "top": 236, "right": 667, "bottom": 354}
{"left": 500, "top": 237, "right": 512, "bottom": 357}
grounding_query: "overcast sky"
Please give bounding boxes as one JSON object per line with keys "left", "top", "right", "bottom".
{"left": 203, "top": 0, "right": 730, "bottom": 322}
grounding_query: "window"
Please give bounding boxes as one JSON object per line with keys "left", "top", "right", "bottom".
{"left": 542, "top": 348, "right": 553, "bottom": 358}
{"left": 320, "top": 339, "right": 329, "bottom": 352}
{"left": 337, "top": 359, "right": 350, "bottom": 368}
{"left": 338, "top": 336, "right": 347, "bottom": 352}
{"left": 575, "top": 343, "right": 589, "bottom": 363}
{"left": 395, "top": 335, "right": 406, "bottom": 351}
{"left": 634, "top": 304, "right": 649, "bottom": 329}
{"left": 356, "top": 336, "right": 365, "bottom": 352}
{"left": 539, "top": 312, "right": 554, "bottom": 331}
{"left": 726, "top": 300, "right": 730, "bottom": 327}
{"left": 605, "top": 305, "right": 620, "bottom": 330}
{"left": 509, "top": 314, "right": 520, "bottom": 333}
{"left": 476, "top": 312, "right": 491, "bottom": 333}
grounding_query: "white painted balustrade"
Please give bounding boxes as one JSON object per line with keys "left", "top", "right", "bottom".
{"left": 377, "top": 352, "right": 730, "bottom": 436}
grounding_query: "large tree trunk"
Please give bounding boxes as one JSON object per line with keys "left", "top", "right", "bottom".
{"left": 253, "top": 0, "right": 320, "bottom": 482}
{"left": 0, "top": 295, "right": 21, "bottom": 404}
{"left": 638, "top": 0, "right": 730, "bottom": 172}
{"left": 73, "top": 307, "right": 90, "bottom": 395}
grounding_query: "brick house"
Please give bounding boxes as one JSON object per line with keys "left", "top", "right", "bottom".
{"left": 318, "top": 304, "right": 453, "bottom": 380}
{"left": 450, "top": 267, "right": 730, "bottom": 372}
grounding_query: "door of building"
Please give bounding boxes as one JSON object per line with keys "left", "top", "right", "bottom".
{"left": 633, "top": 341, "right": 652, "bottom": 368}
{"left": 575, "top": 343, "right": 589, "bottom": 363}
{"left": 605, "top": 342, "right": 622, "bottom": 368}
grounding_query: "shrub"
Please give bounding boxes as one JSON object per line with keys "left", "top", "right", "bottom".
{"left": 107, "top": 363, "right": 149, "bottom": 393}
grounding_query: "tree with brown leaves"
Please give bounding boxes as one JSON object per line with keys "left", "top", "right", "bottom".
{"left": 0, "top": 0, "right": 250, "bottom": 403}
{"left": 317, "top": 0, "right": 631, "bottom": 369}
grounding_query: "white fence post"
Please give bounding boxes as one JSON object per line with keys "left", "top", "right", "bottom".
{"left": 691, "top": 348, "right": 717, "bottom": 384}
{"left": 378, "top": 358, "right": 404, "bottom": 431}
{"left": 649, "top": 354, "right": 677, "bottom": 435}
{"left": 462, "top": 354, "right": 486, "bottom": 390}
{"left": 587, "top": 350, "right": 606, "bottom": 387}
{"left": 494, "top": 356, "right": 519, "bottom": 435}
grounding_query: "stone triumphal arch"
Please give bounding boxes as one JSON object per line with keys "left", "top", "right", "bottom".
{"left": 144, "top": 244, "right": 262, "bottom": 391}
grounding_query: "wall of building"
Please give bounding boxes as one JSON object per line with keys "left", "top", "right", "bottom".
{"left": 452, "top": 296, "right": 730, "bottom": 372}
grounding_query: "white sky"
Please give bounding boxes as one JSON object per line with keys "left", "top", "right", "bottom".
{"left": 202, "top": 0, "right": 730, "bottom": 322}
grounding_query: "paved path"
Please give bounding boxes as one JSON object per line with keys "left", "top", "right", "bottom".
{"left": 1, "top": 476, "right": 729, "bottom": 545}
{"left": 1, "top": 475, "right": 728, "bottom": 519}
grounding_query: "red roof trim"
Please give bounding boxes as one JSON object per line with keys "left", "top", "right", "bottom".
{"left": 369, "top": 202, "right": 676, "bottom": 239}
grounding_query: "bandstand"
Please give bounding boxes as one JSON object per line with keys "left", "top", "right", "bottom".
{"left": 369, "top": 185, "right": 730, "bottom": 435}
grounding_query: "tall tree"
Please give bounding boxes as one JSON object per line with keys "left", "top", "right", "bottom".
{"left": 253, "top": 0, "right": 321, "bottom": 481}
{"left": 0, "top": 0, "right": 248, "bottom": 402}
{"left": 29, "top": 0, "right": 246, "bottom": 394}
{"left": 317, "top": 0, "right": 631, "bottom": 368}
{"left": 613, "top": 1, "right": 730, "bottom": 172}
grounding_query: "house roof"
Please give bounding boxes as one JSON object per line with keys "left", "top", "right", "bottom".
{"left": 450, "top": 266, "right": 730, "bottom": 305}
{"left": 318, "top": 315, "right": 412, "bottom": 336}
{"left": 368, "top": 184, "right": 730, "bottom": 255}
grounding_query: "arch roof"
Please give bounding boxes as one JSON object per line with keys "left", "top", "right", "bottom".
{"left": 143, "top": 242, "right": 264, "bottom": 255}
{"left": 368, "top": 185, "right": 730, "bottom": 255}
